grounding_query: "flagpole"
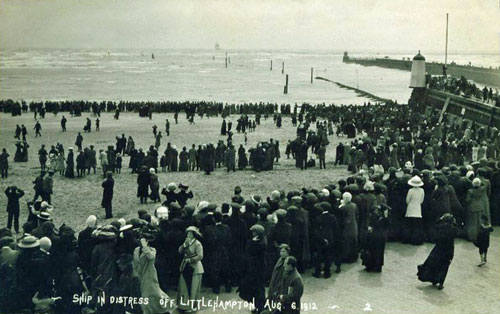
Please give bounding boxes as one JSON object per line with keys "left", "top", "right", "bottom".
{"left": 445, "top": 13, "right": 449, "bottom": 67}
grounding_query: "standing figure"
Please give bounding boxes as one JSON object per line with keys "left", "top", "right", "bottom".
{"left": 61, "top": 115, "right": 67, "bottom": 132}
{"left": 417, "top": 214, "right": 457, "bottom": 290}
{"left": 34, "top": 121, "right": 42, "bottom": 137}
{"left": 5, "top": 186, "right": 24, "bottom": 234}
{"left": 177, "top": 226, "right": 204, "bottom": 313}
{"left": 0, "top": 148, "right": 10, "bottom": 178}
{"left": 101, "top": 171, "right": 114, "bottom": 219}
{"left": 75, "top": 132, "right": 83, "bottom": 151}
{"left": 137, "top": 167, "right": 151, "bottom": 204}
{"left": 133, "top": 237, "right": 171, "bottom": 314}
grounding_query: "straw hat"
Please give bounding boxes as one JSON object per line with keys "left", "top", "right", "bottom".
{"left": 408, "top": 176, "right": 424, "bottom": 187}
{"left": 18, "top": 235, "right": 40, "bottom": 249}
{"left": 37, "top": 211, "right": 52, "bottom": 221}
{"left": 155, "top": 206, "right": 169, "bottom": 219}
{"left": 472, "top": 178, "right": 481, "bottom": 187}
{"left": 186, "top": 226, "right": 202, "bottom": 238}
{"left": 167, "top": 182, "right": 177, "bottom": 191}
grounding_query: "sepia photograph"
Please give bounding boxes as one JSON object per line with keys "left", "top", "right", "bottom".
{"left": 0, "top": 0, "right": 499, "bottom": 313}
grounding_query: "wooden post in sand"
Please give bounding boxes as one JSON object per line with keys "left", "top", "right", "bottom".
{"left": 311, "top": 67, "right": 313, "bottom": 83}
{"left": 282, "top": 62, "right": 284, "bottom": 74}
{"left": 270, "top": 60, "right": 273, "bottom": 71}
{"left": 284, "top": 74, "right": 289, "bottom": 94}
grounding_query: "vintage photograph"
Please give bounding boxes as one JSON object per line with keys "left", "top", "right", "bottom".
{"left": 0, "top": 0, "right": 499, "bottom": 313}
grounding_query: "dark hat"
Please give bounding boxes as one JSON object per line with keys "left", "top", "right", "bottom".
{"left": 221, "top": 203, "right": 230, "bottom": 214}
{"left": 234, "top": 186, "right": 242, "bottom": 194}
{"left": 169, "top": 202, "right": 182, "bottom": 212}
{"left": 183, "top": 205, "right": 195, "bottom": 215}
{"left": 116, "top": 254, "right": 134, "bottom": 267}
{"left": 206, "top": 203, "right": 218, "bottom": 212}
{"left": 230, "top": 203, "right": 242, "bottom": 211}
{"left": 179, "top": 183, "right": 189, "bottom": 190}
{"left": 257, "top": 207, "right": 269, "bottom": 216}
{"left": 137, "top": 209, "right": 148, "bottom": 218}
{"left": 250, "top": 224, "right": 265, "bottom": 237}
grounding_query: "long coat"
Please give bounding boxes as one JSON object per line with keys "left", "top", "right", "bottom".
{"left": 133, "top": 246, "right": 170, "bottom": 314}
{"left": 179, "top": 150, "right": 188, "bottom": 171}
{"left": 101, "top": 177, "right": 114, "bottom": 208}
{"left": 406, "top": 187, "right": 424, "bottom": 218}
{"left": 340, "top": 201, "right": 358, "bottom": 262}
{"left": 239, "top": 238, "right": 267, "bottom": 304}
{"left": 280, "top": 269, "right": 304, "bottom": 314}
{"left": 137, "top": 170, "right": 150, "bottom": 198}
{"left": 465, "top": 186, "right": 489, "bottom": 241}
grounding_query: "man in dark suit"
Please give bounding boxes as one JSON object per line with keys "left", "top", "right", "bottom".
{"left": 5, "top": 186, "right": 25, "bottom": 233}
{"left": 101, "top": 171, "right": 114, "bottom": 219}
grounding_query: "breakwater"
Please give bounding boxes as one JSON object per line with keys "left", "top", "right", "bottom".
{"left": 343, "top": 54, "right": 500, "bottom": 88}
{"left": 315, "top": 76, "right": 392, "bottom": 103}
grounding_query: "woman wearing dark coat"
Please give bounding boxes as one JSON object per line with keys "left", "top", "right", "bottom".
{"left": 149, "top": 169, "right": 160, "bottom": 203}
{"left": 65, "top": 148, "right": 75, "bottom": 178}
{"left": 238, "top": 145, "right": 248, "bottom": 170}
{"left": 267, "top": 244, "right": 290, "bottom": 305}
{"left": 239, "top": 224, "right": 267, "bottom": 313}
{"left": 361, "top": 205, "right": 389, "bottom": 272}
{"left": 417, "top": 214, "right": 457, "bottom": 290}
{"left": 429, "top": 176, "right": 451, "bottom": 241}
{"left": 170, "top": 146, "right": 178, "bottom": 172}
{"left": 179, "top": 147, "right": 189, "bottom": 171}
{"left": 227, "top": 205, "right": 248, "bottom": 285}
{"left": 101, "top": 172, "right": 114, "bottom": 219}
{"left": 137, "top": 167, "right": 151, "bottom": 204}
{"left": 286, "top": 206, "right": 305, "bottom": 273}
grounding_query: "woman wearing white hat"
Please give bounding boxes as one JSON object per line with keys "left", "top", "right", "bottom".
{"left": 403, "top": 176, "right": 425, "bottom": 245}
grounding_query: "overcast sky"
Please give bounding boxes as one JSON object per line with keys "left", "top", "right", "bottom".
{"left": 1, "top": 0, "right": 499, "bottom": 54}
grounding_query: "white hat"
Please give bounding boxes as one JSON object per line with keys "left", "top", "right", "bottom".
{"left": 472, "top": 178, "right": 481, "bottom": 187}
{"left": 466, "top": 171, "right": 475, "bottom": 180}
{"left": 405, "top": 161, "right": 413, "bottom": 169}
{"left": 155, "top": 206, "right": 169, "bottom": 219}
{"left": 321, "top": 188, "right": 330, "bottom": 197}
{"left": 86, "top": 215, "right": 97, "bottom": 228}
{"left": 408, "top": 176, "right": 424, "bottom": 187}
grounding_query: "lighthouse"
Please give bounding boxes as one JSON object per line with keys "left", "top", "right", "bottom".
{"left": 409, "top": 51, "right": 426, "bottom": 88}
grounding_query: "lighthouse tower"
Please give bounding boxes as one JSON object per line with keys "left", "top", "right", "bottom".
{"left": 409, "top": 51, "right": 426, "bottom": 88}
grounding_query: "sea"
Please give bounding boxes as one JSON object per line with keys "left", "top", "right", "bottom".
{"left": 0, "top": 49, "right": 499, "bottom": 105}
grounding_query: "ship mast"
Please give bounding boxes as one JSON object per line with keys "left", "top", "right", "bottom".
{"left": 445, "top": 13, "right": 449, "bottom": 68}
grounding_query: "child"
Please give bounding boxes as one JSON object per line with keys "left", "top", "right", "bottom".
{"left": 115, "top": 153, "right": 122, "bottom": 174}
{"left": 160, "top": 154, "right": 167, "bottom": 172}
{"left": 475, "top": 215, "right": 493, "bottom": 266}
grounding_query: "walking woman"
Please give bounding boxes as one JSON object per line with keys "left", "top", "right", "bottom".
{"left": 177, "top": 226, "right": 204, "bottom": 313}
{"left": 403, "top": 176, "right": 425, "bottom": 245}
{"left": 361, "top": 204, "right": 389, "bottom": 272}
{"left": 465, "top": 178, "right": 489, "bottom": 242}
{"left": 133, "top": 234, "right": 171, "bottom": 314}
{"left": 417, "top": 213, "right": 457, "bottom": 290}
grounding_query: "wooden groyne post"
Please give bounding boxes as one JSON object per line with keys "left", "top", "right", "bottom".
{"left": 282, "top": 62, "right": 284, "bottom": 74}
{"left": 311, "top": 67, "right": 313, "bottom": 84}
{"left": 284, "top": 74, "right": 289, "bottom": 94}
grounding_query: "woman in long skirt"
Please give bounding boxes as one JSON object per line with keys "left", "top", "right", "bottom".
{"left": 417, "top": 213, "right": 456, "bottom": 290}
{"left": 177, "top": 226, "right": 204, "bottom": 313}
{"left": 267, "top": 244, "right": 290, "bottom": 305}
{"left": 133, "top": 236, "right": 171, "bottom": 314}
{"left": 465, "top": 178, "right": 489, "bottom": 241}
{"left": 361, "top": 205, "right": 389, "bottom": 272}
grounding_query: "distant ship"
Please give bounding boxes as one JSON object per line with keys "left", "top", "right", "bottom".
{"left": 214, "top": 42, "right": 221, "bottom": 50}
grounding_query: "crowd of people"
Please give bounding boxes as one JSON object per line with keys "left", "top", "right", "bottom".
{"left": 429, "top": 75, "right": 500, "bottom": 106}
{"left": 1, "top": 93, "right": 499, "bottom": 313}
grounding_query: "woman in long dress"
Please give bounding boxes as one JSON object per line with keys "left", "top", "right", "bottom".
{"left": 361, "top": 205, "right": 389, "bottom": 272}
{"left": 403, "top": 176, "right": 425, "bottom": 245}
{"left": 267, "top": 244, "right": 290, "bottom": 305}
{"left": 340, "top": 192, "right": 358, "bottom": 263}
{"left": 177, "top": 226, "right": 204, "bottom": 313}
{"left": 465, "top": 178, "right": 489, "bottom": 241}
{"left": 417, "top": 214, "right": 456, "bottom": 290}
{"left": 133, "top": 236, "right": 171, "bottom": 314}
